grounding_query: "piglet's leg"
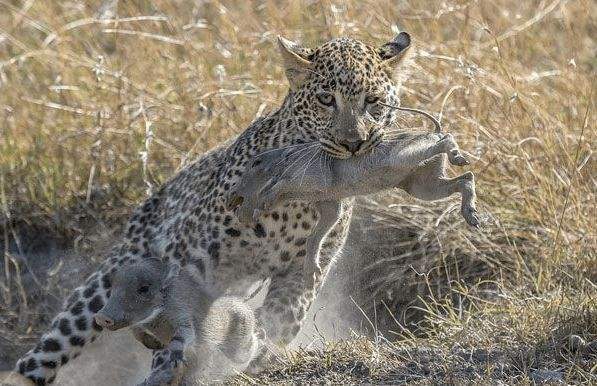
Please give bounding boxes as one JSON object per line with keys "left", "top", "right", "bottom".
{"left": 418, "top": 172, "right": 478, "bottom": 227}
{"left": 399, "top": 156, "right": 479, "bottom": 227}
{"left": 381, "top": 133, "right": 469, "bottom": 169}
{"left": 132, "top": 327, "right": 165, "bottom": 350}
{"left": 139, "top": 322, "right": 196, "bottom": 386}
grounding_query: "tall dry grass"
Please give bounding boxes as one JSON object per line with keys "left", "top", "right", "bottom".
{"left": 0, "top": 0, "right": 595, "bottom": 383}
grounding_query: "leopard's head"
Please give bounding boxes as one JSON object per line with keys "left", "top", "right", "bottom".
{"left": 279, "top": 33, "right": 411, "bottom": 159}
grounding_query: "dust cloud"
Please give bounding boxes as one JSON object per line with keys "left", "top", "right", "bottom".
{"left": 2, "top": 219, "right": 375, "bottom": 386}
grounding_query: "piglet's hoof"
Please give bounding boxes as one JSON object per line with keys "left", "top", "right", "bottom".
{"left": 139, "top": 349, "right": 186, "bottom": 386}
{"left": 448, "top": 149, "right": 470, "bottom": 166}
{"left": 462, "top": 205, "right": 480, "bottom": 228}
{"left": 138, "top": 370, "right": 175, "bottom": 386}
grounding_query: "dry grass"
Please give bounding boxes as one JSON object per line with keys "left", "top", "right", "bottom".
{"left": 0, "top": 0, "right": 595, "bottom": 384}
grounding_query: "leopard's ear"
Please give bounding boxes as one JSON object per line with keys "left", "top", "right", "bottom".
{"left": 378, "top": 31, "right": 411, "bottom": 66}
{"left": 277, "top": 36, "right": 312, "bottom": 91}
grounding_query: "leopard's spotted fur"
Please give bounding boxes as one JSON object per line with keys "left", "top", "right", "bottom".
{"left": 15, "top": 32, "right": 412, "bottom": 384}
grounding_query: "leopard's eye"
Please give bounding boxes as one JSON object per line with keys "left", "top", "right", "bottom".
{"left": 316, "top": 92, "right": 335, "bottom": 107}
{"left": 365, "top": 95, "right": 380, "bottom": 105}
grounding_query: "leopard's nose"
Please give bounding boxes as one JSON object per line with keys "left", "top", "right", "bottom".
{"left": 340, "top": 140, "right": 366, "bottom": 154}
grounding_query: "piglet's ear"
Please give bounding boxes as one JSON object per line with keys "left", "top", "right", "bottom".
{"left": 377, "top": 31, "right": 411, "bottom": 63}
{"left": 160, "top": 263, "right": 181, "bottom": 294}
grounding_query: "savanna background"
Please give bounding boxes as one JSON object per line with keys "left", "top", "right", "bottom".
{"left": 0, "top": 0, "right": 595, "bottom": 384}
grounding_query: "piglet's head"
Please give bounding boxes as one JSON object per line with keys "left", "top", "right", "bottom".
{"left": 94, "top": 258, "right": 168, "bottom": 330}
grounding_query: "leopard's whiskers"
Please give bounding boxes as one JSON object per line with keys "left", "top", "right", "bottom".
{"left": 288, "top": 144, "right": 320, "bottom": 181}
{"left": 278, "top": 143, "right": 320, "bottom": 181}
{"left": 299, "top": 147, "right": 322, "bottom": 187}
{"left": 319, "top": 150, "right": 327, "bottom": 188}
{"left": 267, "top": 142, "right": 318, "bottom": 171}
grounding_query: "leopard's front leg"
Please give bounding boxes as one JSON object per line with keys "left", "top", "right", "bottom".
{"left": 14, "top": 255, "right": 120, "bottom": 385}
{"left": 245, "top": 260, "right": 317, "bottom": 374}
{"left": 302, "top": 200, "right": 342, "bottom": 293}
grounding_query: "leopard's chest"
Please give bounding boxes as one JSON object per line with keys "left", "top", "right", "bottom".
{"left": 206, "top": 202, "right": 317, "bottom": 274}
{"left": 171, "top": 197, "right": 346, "bottom": 295}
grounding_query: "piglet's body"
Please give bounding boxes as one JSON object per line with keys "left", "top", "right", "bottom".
{"left": 95, "top": 259, "right": 257, "bottom": 386}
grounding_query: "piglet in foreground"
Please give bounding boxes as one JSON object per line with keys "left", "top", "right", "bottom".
{"left": 95, "top": 258, "right": 258, "bottom": 386}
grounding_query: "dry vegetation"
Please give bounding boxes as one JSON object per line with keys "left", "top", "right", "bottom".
{"left": 0, "top": 0, "right": 595, "bottom": 384}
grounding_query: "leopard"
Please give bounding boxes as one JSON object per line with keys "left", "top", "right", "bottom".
{"left": 14, "top": 31, "right": 414, "bottom": 385}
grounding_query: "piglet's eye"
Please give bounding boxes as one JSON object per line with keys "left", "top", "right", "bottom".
{"left": 137, "top": 285, "right": 150, "bottom": 295}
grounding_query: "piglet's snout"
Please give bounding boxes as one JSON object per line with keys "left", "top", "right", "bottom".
{"left": 94, "top": 313, "right": 115, "bottom": 329}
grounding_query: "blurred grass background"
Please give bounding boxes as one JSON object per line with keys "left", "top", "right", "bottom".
{"left": 0, "top": 0, "right": 595, "bottom": 384}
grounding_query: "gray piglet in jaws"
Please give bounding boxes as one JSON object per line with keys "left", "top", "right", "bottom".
{"left": 228, "top": 125, "right": 479, "bottom": 293}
